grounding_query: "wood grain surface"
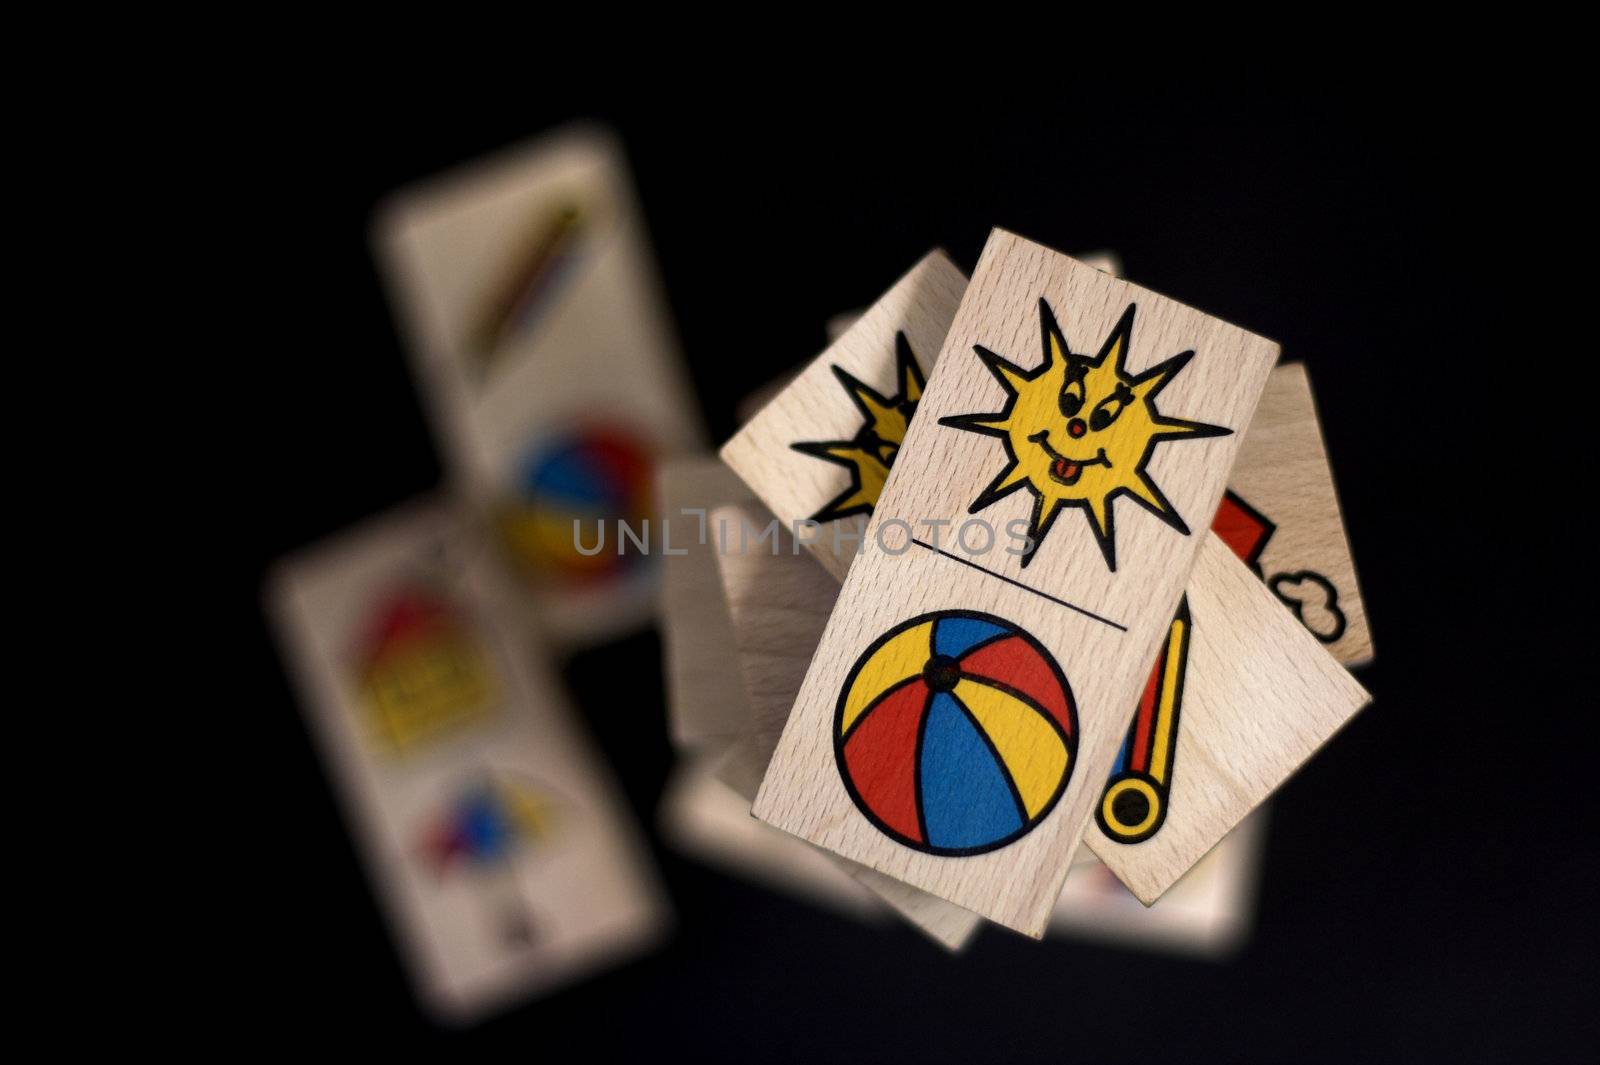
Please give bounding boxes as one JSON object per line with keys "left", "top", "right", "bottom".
{"left": 711, "top": 505, "right": 981, "bottom": 950}
{"left": 749, "top": 231, "right": 1279, "bottom": 934}
{"left": 657, "top": 458, "right": 758, "bottom": 746}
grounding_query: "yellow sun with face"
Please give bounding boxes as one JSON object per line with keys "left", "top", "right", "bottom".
{"left": 940, "top": 300, "right": 1230, "bottom": 570}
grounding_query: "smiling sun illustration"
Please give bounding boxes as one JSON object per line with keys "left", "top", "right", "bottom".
{"left": 940, "top": 300, "right": 1230, "bottom": 570}
{"left": 792, "top": 332, "right": 925, "bottom": 522}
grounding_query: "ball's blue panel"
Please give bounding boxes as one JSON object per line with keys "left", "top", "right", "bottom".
{"left": 933, "top": 616, "right": 1011, "bottom": 659}
{"left": 527, "top": 445, "right": 618, "bottom": 506}
{"left": 919, "top": 692, "right": 1023, "bottom": 850}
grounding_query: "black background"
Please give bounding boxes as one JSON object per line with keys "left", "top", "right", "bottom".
{"left": 237, "top": 87, "right": 1589, "bottom": 1060}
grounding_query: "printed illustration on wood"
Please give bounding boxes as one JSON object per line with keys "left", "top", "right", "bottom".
{"left": 1094, "top": 490, "right": 1278, "bottom": 844}
{"left": 1210, "top": 490, "right": 1274, "bottom": 576}
{"left": 417, "top": 770, "right": 562, "bottom": 950}
{"left": 497, "top": 426, "right": 653, "bottom": 585}
{"left": 791, "top": 332, "right": 926, "bottom": 522}
{"left": 419, "top": 772, "right": 561, "bottom": 875}
{"left": 836, "top": 610, "right": 1077, "bottom": 856}
{"left": 1096, "top": 597, "right": 1190, "bottom": 844}
{"left": 749, "top": 232, "right": 1281, "bottom": 934}
{"left": 1268, "top": 572, "right": 1346, "bottom": 643}
{"left": 468, "top": 202, "right": 591, "bottom": 375}
{"left": 354, "top": 585, "right": 497, "bottom": 752}
{"left": 940, "top": 300, "right": 1231, "bottom": 569}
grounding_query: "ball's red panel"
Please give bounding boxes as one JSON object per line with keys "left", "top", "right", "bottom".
{"left": 842, "top": 679, "right": 930, "bottom": 844}
{"left": 958, "top": 636, "right": 1074, "bottom": 737}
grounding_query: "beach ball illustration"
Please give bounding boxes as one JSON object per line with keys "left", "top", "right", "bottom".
{"left": 834, "top": 610, "right": 1077, "bottom": 856}
{"left": 498, "top": 426, "right": 652, "bottom": 584}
